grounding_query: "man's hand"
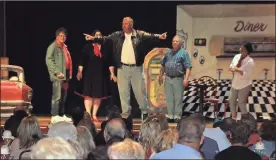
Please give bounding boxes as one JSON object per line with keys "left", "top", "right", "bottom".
{"left": 183, "top": 79, "right": 189, "bottom": 87}
{"left": 110, "top": 74, "right": 117, "bottom": 83}
{"left": 158, "top": 76, "right": 164, "bottom": 86}
{"left": 57, "top": 73, "right": 64, "bottom": 79}
{"left": 83, "top": 33, "right": 95, "bottom": 41}
{"left": 159, "top": 32, "right": 167, "bottom": 40}
{"left": 76, "top": 71, "right": 82, "bottom": 81}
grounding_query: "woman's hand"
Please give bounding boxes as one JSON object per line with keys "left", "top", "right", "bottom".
{"left": 110, "top": 74, "right": 117, "bottom": 83}
{"left": 76, "top": 71, "right": 82, "bottom": 81}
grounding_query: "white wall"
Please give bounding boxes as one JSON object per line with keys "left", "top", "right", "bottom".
{"left": 177, "top": 8, "right": 275, "bottom": 80}
{"left": 176, "top": 6, "right": 193, "bottom": 57}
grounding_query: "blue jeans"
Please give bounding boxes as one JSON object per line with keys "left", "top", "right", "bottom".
{"left": 164, "top": 76, "right": 184, "bottom": 119}
{"left": 117, "top": 65, "right": 148, "bottom": 114}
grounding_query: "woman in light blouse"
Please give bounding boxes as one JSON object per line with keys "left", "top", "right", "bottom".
{"left": 228, "top": 42, "right": 255, "bottom": 119}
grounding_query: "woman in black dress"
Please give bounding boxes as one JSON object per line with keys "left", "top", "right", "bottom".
{"left": 76, "top": 30, "right": 117, "bottom": 122}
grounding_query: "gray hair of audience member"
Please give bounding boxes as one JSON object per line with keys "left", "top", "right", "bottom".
{"left": 47, "top": 121, "right": 77, "bottom": 141}
{"left": 30, "top": 137, "right": 77, "bottom": 159}
{"left": 155, "top": 114, "right": 169, "bottom": 131}
{"left": 188, "top": 113, "right": 206, "bottom": 129}
{"left": 17, "top": 116, "right": 43, "bottom": 149}
{"left": 104, "top": 118, "right": 126, "bottom": 142}
{"left": 107, "top": 138, "right": 145, "bottom": 159}
{"left": 229, "top": 121, "right": 251, "bottom": 145}
{"left": 67, "top": 139, "right": 85, "bottom": 159}
{"left": 176, "top": 117, "right": 204, "bottom": 144}
{"left": 240, "top": 113, "right": 257, "bottom": 133}
{"left": 217, "top": 117, "right": 237, "bottom": 133}
{"left": 77, "top": 112, "right": 98, "bottom": 138}
{"left": 77, "top": 126, "right": 96, "bottom": 159}
{"left": 139, "top": 116, "right": 162, "bottom": 150}
{"left": 153, "top": 128, "right": 178, "bottom": 153}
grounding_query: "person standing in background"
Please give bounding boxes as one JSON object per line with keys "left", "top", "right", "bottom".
{"left": 46, "top": 27, "right": 72, "bottom": 117}
{"left": 228, "top": 42, "right": 255, "bottom": 120}
{"left": 77, "top": 30, "right": 115, "bottom": 122}
{"left": 83, "top": 17, "right": 167, "bottom": 120}
{"left": 158, "top": 35, "right": 192, "bottom": 123}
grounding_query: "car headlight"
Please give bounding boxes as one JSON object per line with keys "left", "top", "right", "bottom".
{"left": 28, "top": 90, "right": 33, "bottom": 101}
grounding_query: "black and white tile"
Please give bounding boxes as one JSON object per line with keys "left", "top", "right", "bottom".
{"left": 182, "top": 79, "right": 276, "bottom": 121}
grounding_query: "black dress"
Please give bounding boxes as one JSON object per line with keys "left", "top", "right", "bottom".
{"left": 79, "top": 43, "right": 111, "bottom": 98}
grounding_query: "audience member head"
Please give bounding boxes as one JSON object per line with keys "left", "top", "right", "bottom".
{"left": 155, "top": 114, "right": 169, "bottom": 131}
{"left": 122, "top": 17, "right": 134, "bottom": 33}
{"left": 104, "top": 118, "right": 126, "bottom": 142}
{"left": 87, "top": 146, "right": 109, "bottom": 160}
{"left": 153, "top": 129, "right": 178, "bottom": 153}
{"left": 17, "top": 116, "right": 42, "bottom": 149}
{"left": 229, "top": 122, "right": 251, "bottom": 145}
{"left": 4, "top": 110, "right": 28, "bottom": 138}
{"left": 47, "top": 121, "right": 77, "bottom": 141}
{"left": 67, "top": 139, "right": 84, "bottom": 159}
{"left": 106, "top": 105, "right": 122, "bottom": 121}
{"left": 188, "top": 113, "right": 206, "bottom": 128}
{"left": 77, "top": 112, "right": 98, "bottom": 138}
{"left": 172, "top": 35, "right": 183, "bottom": 51}
{"left": 259, "top": 120, "right": 276, "bottom": 141}
{"left": 176, "top": 117, "right": 204, "bottom": 150}
{"left": 55, "top": 27, "right": 67, "bottom": 44}
{"left": 30, "top": 137, "right": 76, "bottom": 159}
{"left": 240, "top": 113, "right": 257, "bottom": 134}
{"left": 139, "top": 116, "right": 162, "bottom": 150}
{"left": 2, "top": 130, "right": 14, "bottom": 145}
{"left": 76, "top": 126, "right": 96, "bottom": 159}
{"left": 108, "top": 138, "right": 145, "bottom": 159}
{"left": 217, "top": 117, "right": 237, "bottom": 133}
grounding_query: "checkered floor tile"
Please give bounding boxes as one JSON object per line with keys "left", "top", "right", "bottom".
{"left": 183, "top": 79, "right": 276, "bottom": 121}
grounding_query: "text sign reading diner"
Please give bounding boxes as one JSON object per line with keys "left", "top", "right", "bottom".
{"left": 234, "top": 20, "right": 267, "bottom": 32}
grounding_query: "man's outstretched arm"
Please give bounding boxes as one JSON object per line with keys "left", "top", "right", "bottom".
{"left": 83, "top": 31, "right": 120, "bottom": 44}
{"left": 140, "top": 30, "right": 167, "bottom": 42}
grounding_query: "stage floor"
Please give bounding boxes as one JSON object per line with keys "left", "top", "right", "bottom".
{"left": 182, "top": 79, "right": 276, "bottom": 121}
{"left": 1, "top": 116, "right": 264, "bottom": 135}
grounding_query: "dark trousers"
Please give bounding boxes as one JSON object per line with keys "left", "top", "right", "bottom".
{"left": 51, "top": 80, "right": 68, "bottom": 116}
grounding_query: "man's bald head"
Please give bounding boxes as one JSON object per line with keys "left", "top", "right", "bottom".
{"left": 122, "top": 17, "right": 134, "bottom": 33}
{"left": 104, "top": 118, "right": 126, "bottom": 142}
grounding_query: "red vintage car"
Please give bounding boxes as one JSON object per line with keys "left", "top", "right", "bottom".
{"left": 0, "top": 65, "right": 33, "bottom": 119}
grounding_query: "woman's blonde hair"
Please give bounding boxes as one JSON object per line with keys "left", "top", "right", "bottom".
{"left": 139, "top": 116, "right": 161, "bottom": 150}
{"left": 153, "top": 129, "right": 178, "bottom": 153}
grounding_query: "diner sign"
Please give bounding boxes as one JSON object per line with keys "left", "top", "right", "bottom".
{"left": 234, "top": 20, "right": 267, "bottom": 32}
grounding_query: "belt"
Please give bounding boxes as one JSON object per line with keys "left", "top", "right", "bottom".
{"left": 166, "top": 75, "right": 183, "bottom": 78}
{"left": 121, "top": 62, "right": 138, "bottom": 67}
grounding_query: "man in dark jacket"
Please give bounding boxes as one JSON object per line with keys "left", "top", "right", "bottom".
{"left": 84, "top": 17, "right": 167, "bottom": 120}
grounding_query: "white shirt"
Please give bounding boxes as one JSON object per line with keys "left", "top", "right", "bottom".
{"left": 204, "top": 128, "right": 231, "bottom": 151}
{"left": 121, "top": 33, "right": 136, "bottom": 64}
{"left": 229, "top": 54, "right": 255, "bottom": 90}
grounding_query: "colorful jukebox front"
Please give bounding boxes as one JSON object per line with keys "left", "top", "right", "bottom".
{"left": 144, "top": 48, "right": 170, "bottom": 112}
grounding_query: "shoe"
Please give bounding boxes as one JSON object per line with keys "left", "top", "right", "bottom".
{"left": 174, "top": 118, "right": 180, "bottom": 123}
{"left": 167, "top": 118, "right": 174, "bottom": 123}
{"left": 141, "top": 113, "right": 148, "bottom": 121}
{"left": 92, "top": 115, "right": 99, "bottom": 122}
